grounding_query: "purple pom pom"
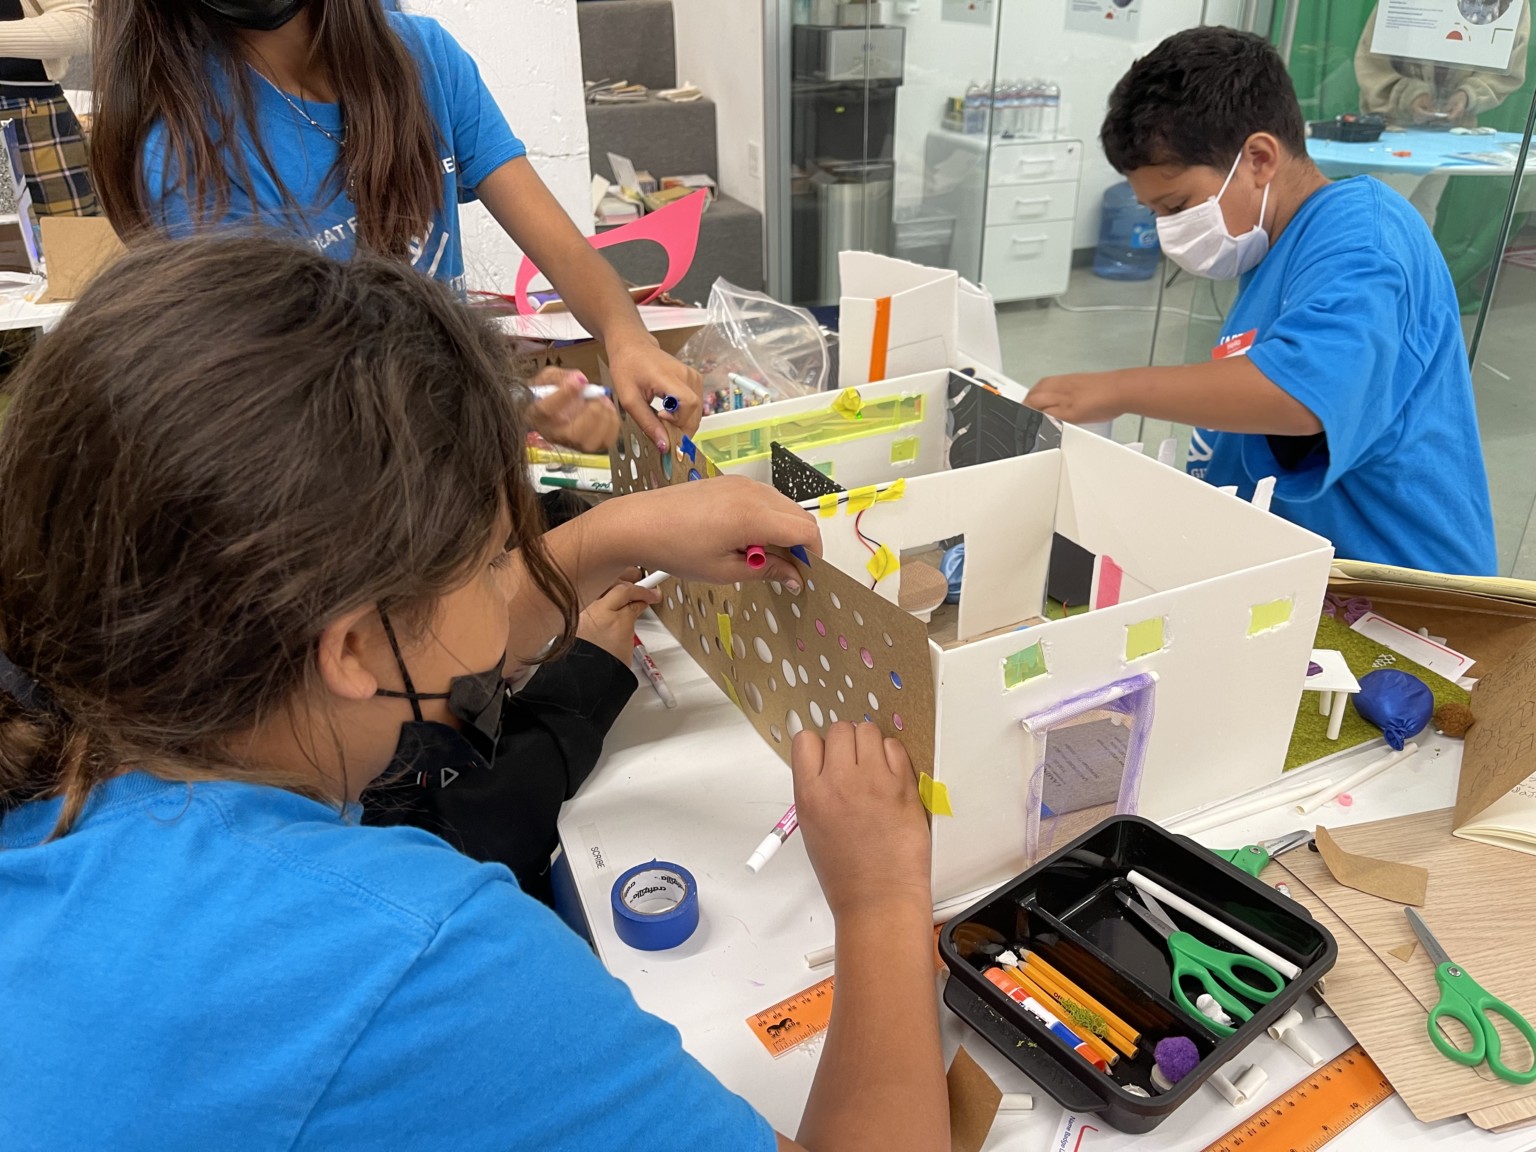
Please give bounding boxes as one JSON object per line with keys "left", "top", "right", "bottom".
{"left": 1154, "top": 1036, "right": 1200, "bottom": 1084}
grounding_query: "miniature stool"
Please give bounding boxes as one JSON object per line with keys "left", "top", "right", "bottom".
{"left": 1306, "top": 648, "right": 1361, "bottom": 741}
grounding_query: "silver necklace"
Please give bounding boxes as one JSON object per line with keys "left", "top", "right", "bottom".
{"left": 252, "top": 68, "right": 346, "bottom": 148}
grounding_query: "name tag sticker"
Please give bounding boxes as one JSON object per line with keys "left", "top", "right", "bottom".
{"left": 1212, "top": 329, "right": 1257, "bottom": 360}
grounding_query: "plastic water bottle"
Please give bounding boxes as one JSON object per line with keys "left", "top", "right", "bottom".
{"left": 1093, "top": 181, "right": 1161, "bottom": 281}
{"left": 1042, "top": 80, "right": 1061, "bottom": 139}
{"left": 964, "top": 81, "right": 986, "bottom": 134}
{"left": 1025, "top": 79, "right": 1045, "bottom": 136}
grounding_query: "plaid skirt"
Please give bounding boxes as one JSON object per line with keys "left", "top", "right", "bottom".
{"left": 0, "top": 88, "right": 99, "bottom": 218}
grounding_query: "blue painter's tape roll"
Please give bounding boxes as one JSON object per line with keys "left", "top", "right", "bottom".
{"left": 611, "top": 860, "right": 700, "bottom": 951}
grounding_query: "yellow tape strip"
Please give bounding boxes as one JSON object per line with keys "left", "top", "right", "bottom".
{"left": 874, "top": 477, "right": 906, "bottom": 503}
{"left": 918, "top": 773, "right": 953, "bottom": 817}
{"left": 819, "top": 493, "right": 840, "bottom": 518}
{"left": 831, "top": 387, "right": 863, "bottom": 420}
{"left": 847, "top": 485, "right": 878, "bottom": 514}
{"left": 717, "top": 613, "right": 733, "bottom": 655}
{"left": 723, "top": 676, "right": 743, "bottom": 712}
{"left": 867, "top": 544, "right": 899, "bottom": 583}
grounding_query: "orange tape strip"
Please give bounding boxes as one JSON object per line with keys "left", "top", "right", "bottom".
{"left": 869, "top": 295, "right": 891, "bottom": 382}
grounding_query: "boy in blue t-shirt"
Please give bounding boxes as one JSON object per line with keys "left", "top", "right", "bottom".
{"left": 1025, "top": 27, "right": 1498, "bottom": 577}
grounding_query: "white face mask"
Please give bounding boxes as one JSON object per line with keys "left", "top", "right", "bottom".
{"left": 1155, "top": 152, "right": 1270, "bottom": 280}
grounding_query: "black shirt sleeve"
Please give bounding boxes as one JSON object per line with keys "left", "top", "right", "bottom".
{"left": 361, "top": 639, "right": 639, "bottom": 906}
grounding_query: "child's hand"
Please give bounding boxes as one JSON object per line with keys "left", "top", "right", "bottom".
{"left": 606, "top": 339, "right": 703, "bottom": 450}
{"left": 791, "top": 723, "right": 932, "bottom": 922}
{"left": 1024, "top": 370, "right": 1129, "bottom": 425}
{"left": 576, "top": 573, "right": 661, "bottom": 663}
{"left": 526, "top": 368, "right": 621, "bottom": 454}
{"left": 605, "top": 475, "right": 821, "bottom": 591}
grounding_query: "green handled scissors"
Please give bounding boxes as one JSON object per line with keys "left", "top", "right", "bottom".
{"left": 1405, "top": 908, "right": 1536, "bottom": 1085}
{"left": 1209, "top": 830, "right": 1312, "bottom": 879}
{"left": 1118, "top": 888, "right": 1286, "bottom": 1036}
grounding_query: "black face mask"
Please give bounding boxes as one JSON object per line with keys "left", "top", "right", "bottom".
{"left": 196, "top": 0, "right": 308, "bottom": 32}
{"left": 376, "top": 611, "right": 509, "bottom": 789}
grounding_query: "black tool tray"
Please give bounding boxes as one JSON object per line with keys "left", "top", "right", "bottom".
{"left": 939, "top": 816, "right": 1337, "bottom": 1133}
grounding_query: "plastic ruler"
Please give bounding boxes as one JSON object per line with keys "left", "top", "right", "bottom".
{"left": 748, "top": 927, "right": 949, "bottom": 1057}
{"left": 1201, "top": 1045, "right": 1395, "bottom": 1152}
{"left": 747, "top": 974, "right": 835, "bottom": 1057}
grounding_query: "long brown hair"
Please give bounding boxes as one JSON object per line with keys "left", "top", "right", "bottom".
{"left": 0, "top": 235, "right": 578, "bottom": 836}
{"left": 91, "top": 0, "right": 444, "bottom": 257}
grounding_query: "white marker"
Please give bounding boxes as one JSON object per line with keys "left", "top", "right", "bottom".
{"left": 636, "top": 569, "right": 670, "bottom": 590}
{"left": 728, "top": 372, "right": 772, "bottom": 399}
{"left": 746, "top": 804, "right": 798, "bottom": 873}
{"left": 529, "top": 382, "right": 612, "bottom": 401}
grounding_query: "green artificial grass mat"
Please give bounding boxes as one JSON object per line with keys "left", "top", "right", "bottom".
{"left": 1044, "top": 597, "right": 1092, "bottom": 622}
{"left": 1284, "top": 613, "right": 1470, "bottom": 771}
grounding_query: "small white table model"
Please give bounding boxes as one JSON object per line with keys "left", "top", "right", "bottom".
{"left": 1307, "top": 648, "right": 1361, "bottom": 741}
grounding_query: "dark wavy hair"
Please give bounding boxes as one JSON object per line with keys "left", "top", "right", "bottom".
{"left": 0, "top": 235, "right": 578, "bottom": 835}
{"left": 91, "top": 0, "right": 443, "bottom": 256}
{"left": 1101, "top": 27, "right": 1308, "bottom": 173}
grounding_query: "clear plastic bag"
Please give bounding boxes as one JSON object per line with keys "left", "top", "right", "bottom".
{"left": 675, "top": 278, "right": 828, "bottom": 417}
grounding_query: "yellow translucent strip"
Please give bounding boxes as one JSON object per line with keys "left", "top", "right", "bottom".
{"left": 694, "top": 394, "right": 926, "bottom": 468}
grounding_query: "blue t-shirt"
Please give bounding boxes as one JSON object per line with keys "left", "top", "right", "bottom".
{"left": 0, "top": 772, "right": 774, "bottom": 1152}
{"left": 142, "top": 13, "right": 524, "bottom": 297}
{"left": 1188, "top": 177, "right": 1497, "bottom": 576}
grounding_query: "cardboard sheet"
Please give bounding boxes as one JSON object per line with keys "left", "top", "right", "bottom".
{"left": 610, "top": 413, "right": 938, "bottom": 785}
{"left": 946, "top": 1045, "right": 1002, "bottom": 1152}
{"left": 1455, "top": 631, "right": 1536, "bottom": 830}
{"left": 1277, "top": 810, "right": 1536, "bottom": 1126}
{"left": 37, "top": 215, "right": 125, "bottom": 302}
{"left": 1313, "top": 825, "right": 1428, "bottom": 906}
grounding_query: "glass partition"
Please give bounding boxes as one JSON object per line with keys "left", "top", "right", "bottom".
{"left": 765, "top": 0, "right": 1536, "bottom": 573}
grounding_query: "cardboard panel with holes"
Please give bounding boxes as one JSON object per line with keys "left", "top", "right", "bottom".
{"left": 611, "top": 392, "right": 1334, "bottom": 904}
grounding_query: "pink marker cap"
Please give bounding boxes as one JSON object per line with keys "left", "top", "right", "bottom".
{"left": 745, "top": 545, "right": 767, "bottom": 570}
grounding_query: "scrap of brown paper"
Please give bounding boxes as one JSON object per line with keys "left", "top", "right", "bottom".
{"left": 1388, "top": 941, "right": 1418, "bottom": 963}
{"left": 1278, "top": 811, "right": 1536, "bottom": 1128}
{"left": 1314, "top": 825, "right": 1429, "bottom": 906}
{"left": 1455, "top": 631, "right": 1536, "bottom": 830}
{"left": 947, "top": 1045, "right": 1003, "bottom": 1152}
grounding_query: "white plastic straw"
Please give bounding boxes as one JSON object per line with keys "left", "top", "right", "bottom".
{"left": 1164, "top": 777, "right": 1336, "bottom": 837}
{"left": 804, "top": 883, "right": 1002, "bottom": 968}
{"left": 1294, "top": 743, "right": 1419, "bottom": 815}
{"left": 1127, "top": 870, "right": 1302, "bottom": 980}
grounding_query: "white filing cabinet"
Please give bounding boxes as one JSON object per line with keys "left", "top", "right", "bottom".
{"left": 923, "top": 132, "right": 1082, "bottom": 303}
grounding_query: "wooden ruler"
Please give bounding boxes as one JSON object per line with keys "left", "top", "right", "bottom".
{"left": 1202, "top": 1046, "right": 1395, "bottom": 1152}
{"left": 748, "top": 974, "right": 835, "bottom": 1056}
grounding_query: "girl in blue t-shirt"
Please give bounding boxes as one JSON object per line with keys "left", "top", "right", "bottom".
{"left": 89, "top": 0, "right": 695, "bottom": 454}
{"left": 0, "top": 235, "right": 948, "bottom": 1150}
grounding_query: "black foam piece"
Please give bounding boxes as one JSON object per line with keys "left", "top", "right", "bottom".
{"left": 1047, "top": 532, "right": 1096, "bottom": 610}
{"left": 771, "top": 441, "right": 844, "bottom": 503}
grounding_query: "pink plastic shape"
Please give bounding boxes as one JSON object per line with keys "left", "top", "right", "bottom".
{"left": 512, "top": 191, "right": 708, "bottom": 315}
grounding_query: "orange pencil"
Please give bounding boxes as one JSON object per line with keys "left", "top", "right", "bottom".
{"left": 1007, "top": 967, "right": 1120, "bottom": 1066}
{"left": 1023, "top": 961, "right": 1139, "bottom": 1059}
{"left": 1023, "top": 952, "right": 1141, "bottom": 1049}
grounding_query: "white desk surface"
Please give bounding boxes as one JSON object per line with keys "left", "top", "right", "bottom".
{"left": 0, "top": 283, "right": 65, "bottom": 333}
{"left": 558, "top": 615, "right": 1536, "bottom": 1150}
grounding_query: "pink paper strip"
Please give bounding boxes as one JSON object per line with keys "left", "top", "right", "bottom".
{"left": 1095, "top": 555, "right": 1123, "bottom": 610}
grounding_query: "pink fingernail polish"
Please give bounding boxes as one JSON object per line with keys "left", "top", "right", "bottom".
{"left": 656, "top": 437, "right": 669, "bottom": 453}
